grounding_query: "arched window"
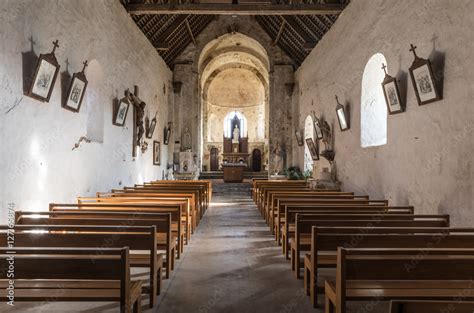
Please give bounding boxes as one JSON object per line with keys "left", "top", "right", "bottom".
{"left": 224, "top": 111, "right": 247, "bottom": 138}
{"left": 361, "top": 53, "right": 388, "bottom": 147}
{"left": 304, "top": 115, "right": 314, "bottom": 172}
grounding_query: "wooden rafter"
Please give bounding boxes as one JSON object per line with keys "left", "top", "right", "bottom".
{"left": 153, "top": 15, "right": 189, "bottom": 50}
{"left": 126, "top": 3, "right": 345, "bottom": 16}
{"left": 185, "top": 19, "right": 196, "bottom": 45}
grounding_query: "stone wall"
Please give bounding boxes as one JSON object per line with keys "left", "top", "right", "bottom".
{"left": 0, "top": 0, "right": 172, "bottom": 220}
{"left": 172, "top": 16, "right": 295, "bottom": 174}
{"left": 296, "top": 0, "right": 474, "bottom": 226}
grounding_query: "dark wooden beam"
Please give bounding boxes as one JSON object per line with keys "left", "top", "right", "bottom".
{"left": 126, "top": 3, "right": 345, "bottom": 15}
{"left": 153, "top": 15, "right": 189, "bottom": 49}
{"left": 272, "top": 19, "right": 286, "bottom": 46}
{"left": 185, "top": 19, "right": 196, "bottom": 45}
{"left": 282, "top": 15, "right": 316, "bottom": 50}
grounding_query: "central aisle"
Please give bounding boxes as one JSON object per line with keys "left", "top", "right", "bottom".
{"left": 157, "top": 194, "right": 316, "bottom": 313}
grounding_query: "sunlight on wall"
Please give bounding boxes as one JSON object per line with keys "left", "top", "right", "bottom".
{"left": 361, "top": 53, "right": 388, "bottom": 148}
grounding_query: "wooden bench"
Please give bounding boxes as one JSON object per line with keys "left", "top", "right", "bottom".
{"left": 265, "top": 192, "right": 359, "bottom": 225}
{"left": 132, "top": 184, "right": 208, "bottom": 218}
{"left": 115, "top": 188, "right": 203, "bottom": 223}
{"left": 325, "top": 248, "right": 474, "bottom": 313}
{"left": 390, "top": 300, "right": 474, "bottom": 313}
{"left": 291, "top": 213, "right": 451, "bottom": 278}
{"left": 0, "top": 247, "right": 142, "bottom": 313}
{"left": 0, "top": 225, "right": 161, "bottom": 308}
{"left": 50, "top": 202, "right": 186, "bottom": 260}
{"left": 79, "top": 196, "right": 194, "bottom": 241}
{"left": 271, "top": 197, "right": 389, "bottom": 236}
{"left": 277, "top": 204, "right": 410, "bottom": 247}
{"left": 16, "top": 210, "right": 177, "bottom": 279}
{"left": 303, "top": 225, "right": 466, "bottom": 306}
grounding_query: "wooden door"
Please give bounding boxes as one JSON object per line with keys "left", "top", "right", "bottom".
{"left": 252, "top": 149, "right": 262, "bottom": 171}
{"left": 210, "top": 147, "right": 219, "bottom": 171}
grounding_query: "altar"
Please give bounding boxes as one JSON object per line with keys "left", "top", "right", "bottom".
{"left": 222, "top": 163, "right": 246, "bottom": 183}
{"left": 221, "top": 119, "right": 250, "bottom": 169}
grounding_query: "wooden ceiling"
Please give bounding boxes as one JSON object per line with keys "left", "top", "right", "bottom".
{"left": 123, "top": 1, "right": 348, "bottom": 68}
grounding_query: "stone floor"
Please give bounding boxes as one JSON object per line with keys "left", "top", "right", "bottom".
{"left": 2, "top": 194, "right": 389, "bottom": 313}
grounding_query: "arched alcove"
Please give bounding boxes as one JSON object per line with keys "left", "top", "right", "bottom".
{"left": 361, "top": 53, "right": 388, "bottom": 148}
{"left": 304, "top": 115, "right": 314, "bottom": 172}
{"left": 199, "top": 32, "right": 270, "bottom": 172}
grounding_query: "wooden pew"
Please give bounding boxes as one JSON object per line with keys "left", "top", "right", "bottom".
{"left": 270, "top": 197, "right": 385, "bottom": 234}
{"left": 253, "top": 181, "right": 308, "bottom": 210}
{"left": 16, "top": 210, "right": 176, "bottom": 279}
{"left": 0, "top": 247, "right": 142, "bottom": 313}
{"left": 79, "top": 196, "right": 193, "bottom": 242}
{"left": 325, "top": 248, "right": 474, "bottom": 313}
{"left": 291, "top": 213, "right": 451, "bottom": 278}
{"left": 276, "top": 204, "right": 410, "bottom": 247}
{"left": 282, "top": 208, "right": 431, "bottom": 257}
{"left": 258, "top": 186, "right": 310, "bottom": 215}
{"left": 389, "top": 300, "right": 474, "bottom": 313}
{"left": 147, "top": 180, "right": 212, "bottom": 205}
{"left": 114, "top": 188, "right": 203, "bottom": 223}
{"left": 306, "top": 230, "right": 474, "bottom": 308}
{"left": 0, "top": 225, "right": 161, "bottom": 308}
{"left": 252, "top": 179, "right": 307, "bottom": 202}
{"left": 50, "top": 202, "right": 186, "bottom": 259}
{"left": 265, "top": 192, "right": 359, "bottom": 225}
{"left": 133, "top": 183, "right": 208, "bottom": 216}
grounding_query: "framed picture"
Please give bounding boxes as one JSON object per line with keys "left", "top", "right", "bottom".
{"left": 146, "top": 111, "right": 158, "bottom": 139}
{"left": 408, "top": 44, "right": 441, "bottom": 106}
{"left": 305, "top": 137, "right": 319, "bottom": 161}
{"left": 28, "top": 41, "right": 60, "bottom": 102}
{"left": 382, "top": 73, "right": 403, "bottom": 114}
{"left": 113, "top": 97, "right": 130, "bottom": 127}
{"left": 63, "top": 61, "right": 88, "bottom": 113}
{"left": 164, "top": 122, "right": 172, "bottom": 145}
{"left": 153, "top": 141, "right": 161, "bottom": 165}
{"left": 335, "top": 96, "right": 350, "bottom": 131}
{"left": 295, "top": 128, "right": 304, "bottom": 146}
{"left": 312, "top": 115, "right": 323, "bottom": 140}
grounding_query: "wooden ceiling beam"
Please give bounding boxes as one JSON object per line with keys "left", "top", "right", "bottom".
{"left": 281, "top": 15, "right": 316, "bottom": 50}
{"left": 153, "top": 15, "right": 189, "bottom": 49}
{"left": 185, "top": 19, "right": 196, "bottom": 45}
{"left": 126, "top": 3, "right": 345, "bottom": 16}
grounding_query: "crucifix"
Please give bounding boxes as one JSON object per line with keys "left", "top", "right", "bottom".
{"left": 28, "top": 36, "right": 36, "bottom": 52}
{"left": 51, "top": 39, "right": 59, "bottom": 54}
{"left": 409, "top": 43, "right": 418, "bottom": 59}
{"left": 381, "top": 63, "right": 388, "bottom": 75}
{"left": 126, "top": 85, "right": 146, "bottom": 157}
{"left": 81, "top": 60, "right": 88, "bottom": 73}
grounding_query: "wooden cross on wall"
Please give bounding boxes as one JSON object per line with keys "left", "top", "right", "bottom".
{"left": 409, "top": 43, "right": 418, "bottom": 59}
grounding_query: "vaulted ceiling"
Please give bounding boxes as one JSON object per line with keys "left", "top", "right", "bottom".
{"left": 123, "top": 1, "right": 348, "bottom": 68}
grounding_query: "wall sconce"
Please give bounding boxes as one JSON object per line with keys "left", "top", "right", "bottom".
{"left": 335, "top": 96, "right": 349, "bottom": 131}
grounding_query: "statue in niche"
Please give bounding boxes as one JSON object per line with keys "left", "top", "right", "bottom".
{"left": 182, "top": 128, "right": 192, "bottom": 151}
{"left": 232, "top": 124, "right": 240, "bottom": 143}
{"left": 126, "top": 88, "right": 146, "bottom": 147}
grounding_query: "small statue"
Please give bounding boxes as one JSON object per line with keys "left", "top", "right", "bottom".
{"left": 232, "top": 124, "right": 240, "bottom": 143}
{"left": 126, "top": 88, "right": 146, "bottom": 147}
{"left": 182, "top": 128, "right": 192, "bottom": 151}
{"left": 320, "top": 120, "right": 332, "bottom": 150}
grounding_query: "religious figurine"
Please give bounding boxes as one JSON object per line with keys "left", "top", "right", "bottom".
{"left": 126, "top": 88, "right": 146, "bottom": 147}
{"left": 182, "top": 128, "right": 192, "bottom": 151}
{"left": 232, "top": 124, "right": 240, "bottom": 143}
{"left": 320, "top": 120, "right": 332, "bottom": 151}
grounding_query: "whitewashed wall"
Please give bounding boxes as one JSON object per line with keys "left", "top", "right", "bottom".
{"left": 0, "top": 0, "right": 172, "bottom": 220}
{"left": 296, "top": 0, "right": 474, "bottom": 226}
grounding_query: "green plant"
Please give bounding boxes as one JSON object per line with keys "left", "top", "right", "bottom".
{"left": 285, "top": 166, "right": 305, "bottom": 180}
